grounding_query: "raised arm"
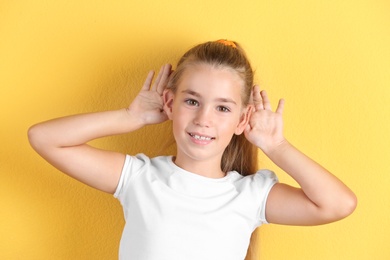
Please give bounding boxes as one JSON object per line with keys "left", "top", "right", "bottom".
{"left": 28, "top": 64, "right": 172, "bottom": 194}
{"left": 244, "top": 86, "right": 357, "bottom": 225}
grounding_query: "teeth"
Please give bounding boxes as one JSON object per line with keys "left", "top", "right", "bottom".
{"left": 191, "top": 134, "right": 212, "bottom": 141}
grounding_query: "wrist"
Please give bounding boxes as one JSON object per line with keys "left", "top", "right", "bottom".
{"left": 261, "top": 138, "right": 290, "bottom": 158}
{"left": 123, "top": 108, "right": 147, "bottom": 130}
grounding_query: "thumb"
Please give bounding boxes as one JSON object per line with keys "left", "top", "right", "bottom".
{"left": 244, "top": 123, "right": 251, "bottom": 134}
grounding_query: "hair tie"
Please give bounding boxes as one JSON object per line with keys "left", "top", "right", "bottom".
{"left": 216, "top": 39, "right": 237, "bottom": 48}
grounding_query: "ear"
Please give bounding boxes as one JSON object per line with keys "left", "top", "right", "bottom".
{"left": 163, "top": 89, "right": 175, "bottom": 120}
{"left": 235, "top": 105, "right": 253, "bottom": 135}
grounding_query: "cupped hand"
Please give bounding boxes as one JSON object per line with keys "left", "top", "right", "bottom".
{"left": 244, "top": 85, "right": 286, "bottom": 154}
{"left": 127, "top": 64, "right": 173, "bottom": 125}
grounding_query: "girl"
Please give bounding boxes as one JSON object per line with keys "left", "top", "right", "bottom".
{"left": 28, "top": 40, "right": 357, "bottom": 259}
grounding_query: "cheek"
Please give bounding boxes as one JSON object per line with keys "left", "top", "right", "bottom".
{"left": 172, "top": 105, "right": 186, "bottom": 121}
{"left": 218, "top": 117, "right": 240, "bottom": 135}
{"left": 171, "top": 109, "right": 188, "bottom": 132}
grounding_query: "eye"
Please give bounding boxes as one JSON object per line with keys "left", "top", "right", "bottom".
{"left": 217, "top": 106, "right": 231, "bottom": 112}
{"left": 185, "top": 99, "right": 199, "bottom": 106}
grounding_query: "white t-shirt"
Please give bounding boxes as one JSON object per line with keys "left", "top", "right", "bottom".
{"left": 114, "top": 154, "right": 278, "bottom": 260}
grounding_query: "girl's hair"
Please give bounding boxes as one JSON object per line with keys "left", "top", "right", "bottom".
{"left": 167, "top": 40, "right": 258, "bottom": 176}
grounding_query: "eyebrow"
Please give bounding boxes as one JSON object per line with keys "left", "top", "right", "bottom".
{"left": 181, "top": 89, "right": 237, "bottom": 105}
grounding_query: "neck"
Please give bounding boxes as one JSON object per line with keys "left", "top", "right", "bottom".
{"left": 173, "top": 154, "right": 226, "bottom": 179}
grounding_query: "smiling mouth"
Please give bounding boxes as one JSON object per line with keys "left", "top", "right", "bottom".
{"left": 188, "top": 133, "right": 215, "bottom": 141}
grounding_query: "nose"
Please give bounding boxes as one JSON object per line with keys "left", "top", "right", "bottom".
{"left": 193, "top": 107, "right": 213, "bottom": 127}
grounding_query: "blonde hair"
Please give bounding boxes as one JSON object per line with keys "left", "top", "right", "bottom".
{"left": 167, "top": 40, "right": 258, "bottom": 175}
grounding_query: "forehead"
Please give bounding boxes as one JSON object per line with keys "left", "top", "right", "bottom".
{"left": 177, "top": 63, "right": 245, "bottom": 99}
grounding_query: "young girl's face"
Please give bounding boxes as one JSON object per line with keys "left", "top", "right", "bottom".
{"left": 164, "top": 63, "right": 249, "bottom": 167}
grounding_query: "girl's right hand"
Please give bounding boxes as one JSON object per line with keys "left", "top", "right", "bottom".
{"left": 28, "top": 64, "right": 173, "bottom": 194}
{"left": 127, "top": 64, "right": 173, "bottom": 126}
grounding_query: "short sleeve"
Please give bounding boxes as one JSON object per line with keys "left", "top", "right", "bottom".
{"left": 254, "top": 169, "right": 278, "bottom": 225}
{"left": 113, "top": 153, "right": 150, "bottom": 200}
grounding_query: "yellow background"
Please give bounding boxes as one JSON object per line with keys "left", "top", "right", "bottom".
{"left": 1, "top": 0, "right": 389, "bottom": 259}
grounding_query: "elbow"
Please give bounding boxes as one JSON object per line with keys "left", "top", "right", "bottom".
{"left": 28, "top": 124, "right": 46, "bottom": 152}
{"left": 28, "top": 125, "right": 38, "bottom": 149}
{"left": 340, "top": 191, "right": 358, "bottom": 219}
{"left": 326, "top": 191, "right": 358, "bottom": 223}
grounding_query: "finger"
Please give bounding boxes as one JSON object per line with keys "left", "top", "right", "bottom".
{"left": 156, "top": 64, "right": 172, "bottom": 95}
{"left": 141, "top": 70, "right": 155, "bottom": 91}
{"left": 150, "top": 65, "right": 165, "bottom": 92}
{"left": 245, "top": 123, "right": 251, "bottom": 134}
{"left": 152, "top": 64, "right": 171, "bottom": 94}
{"left": 261, "top": 90, "right": 272, "bottom": 110}
{"left": 276, "top": 98, "right": 285, "bottom": 114}
{"left": 252, "top": 85, "right": 264, "bottom": 110}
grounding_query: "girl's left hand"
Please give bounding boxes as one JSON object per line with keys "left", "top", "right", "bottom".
{"left": 244, "top": 85, "right": 286, "bottom": 154}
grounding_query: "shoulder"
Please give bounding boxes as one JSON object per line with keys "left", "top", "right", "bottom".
{"left": 253, "top": 169, "right": 279, "bottom": 186}
{"left": 229, "top": 169, "right": 278, "bottom": 201}
{"left": 113, "top": 154, "right": 173, "bottom": 198}
{"left": 123, "top": 154, "right": 172, "bottom": 171}
{"left": 230, "top": 169, "right": 278, "bottom": 188}
{"left": 228, "top": 170, "right": 279, "bottom": 225}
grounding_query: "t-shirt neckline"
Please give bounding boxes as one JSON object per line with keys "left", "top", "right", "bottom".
{"left": 165, "top": 156, "right": 234, "bottom": 183}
